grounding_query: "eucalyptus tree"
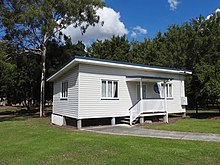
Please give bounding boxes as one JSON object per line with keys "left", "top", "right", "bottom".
{"left": 0, "top": 0, "right": 104, "bottom": 116}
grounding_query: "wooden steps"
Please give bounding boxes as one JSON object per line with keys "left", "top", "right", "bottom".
{"left": 120, "top": 117, "right": 138, "bottom": 125}
{"left": 140, "top": 111, "right": 166, "bottom": 117}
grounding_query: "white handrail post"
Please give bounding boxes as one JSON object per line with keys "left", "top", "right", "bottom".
{"left": 129, "top": 78, "right": 144, "bottom": 126}
{"left": 140, "top": 78, "right": 143, "bottom": 100}
{"left": 140, "top": 78, "right": 143, "bottom": 113}
{"left": 163, "top": 81, "right": 168, "bottom": 123}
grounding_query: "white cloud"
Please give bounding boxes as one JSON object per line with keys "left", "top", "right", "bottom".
{"left": 206, "top": 8, "right": 220, "bottom": 20}
{"left": 133, "top": 26, "right": 147, "bottom": 34}
{"left": 131, "top": 31, "right": 137, "bottom": 38}
{"left": 168, "top": 0, "right": 179, "bottom": 10}
{"left": 130, "top": 26, "right": 147, "bottom": 38}
{"left": 61, "top": 7, "right": 128, "bottom": 44}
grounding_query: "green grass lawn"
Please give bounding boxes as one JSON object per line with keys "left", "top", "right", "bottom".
{"left": 0, "top": 117, "right": 220, "bottom": 165}
{"left": 142, "top": 119, "right": 220, "bottom": 134}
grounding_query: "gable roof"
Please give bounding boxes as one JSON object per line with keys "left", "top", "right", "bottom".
{"left": 47, "top": 56, "right": 192, "bottom": 82}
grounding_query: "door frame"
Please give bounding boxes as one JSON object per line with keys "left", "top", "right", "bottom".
{"left": 136, "top": 83, "right": 147, "bottom": 100}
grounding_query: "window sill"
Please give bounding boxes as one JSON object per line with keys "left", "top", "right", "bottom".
{"left": 60, "top": 98, "right": 68, "bottom": 100}
{"left": 101, "top": 98, "right": 119, "bottom": 100}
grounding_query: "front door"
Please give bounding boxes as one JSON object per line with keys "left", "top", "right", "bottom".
{"left": 137, "top": 84, "right": 147, "bottom": 100}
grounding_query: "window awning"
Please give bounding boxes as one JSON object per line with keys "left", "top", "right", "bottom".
{"left": 126, "top": 75, "right": 173, "bottom": 82}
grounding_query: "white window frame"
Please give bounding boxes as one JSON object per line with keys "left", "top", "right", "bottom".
{"left": 60, "top": 81, "right": 68, "bottom": 99}
{"left": 161, "top": 82, "right": 173, "bottom": 98}
{"left": 101, "top": 80, "right": 119, "bottom": 100}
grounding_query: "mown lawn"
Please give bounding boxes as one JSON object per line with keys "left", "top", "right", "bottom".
{"left": 0, "top": 117, "right": 220, "bottom": 165}
{"left": 142, "top": 119, "right": 220, "bottom": 134}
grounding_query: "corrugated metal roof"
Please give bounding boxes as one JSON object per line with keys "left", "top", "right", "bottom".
{"left": 47, "top": 56, "right": 192, "bottom": 82}
{"left": 75, "top": 56, "right": 191, "bottom": 72}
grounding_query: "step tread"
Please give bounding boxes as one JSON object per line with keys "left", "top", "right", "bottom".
{"left": 142, "top": 111, "right": 166, "bottom": 114}
{"left": 140, "top": 113, "right": 166, "bottom": 117}
{"left": 120, "top": 120, "right": 130, "bottom": 123}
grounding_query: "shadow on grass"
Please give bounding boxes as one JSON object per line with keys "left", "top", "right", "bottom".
{"left": 0, "top": 115, "right": 38, "bottom": 122}
{"left": 167, "top": 110, "right": 220, "bottom": 122}
{"left": 187, "top": 112, "right": 220, "bottom": 119}
{"left": 0, "top": 108, "right": 40, "bottom": 115}
{"left": 0, "top": 109, "right": 52, "bottom": 122}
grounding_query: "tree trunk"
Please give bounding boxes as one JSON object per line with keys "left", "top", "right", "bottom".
{"left": 40, "top": 46, "right": 46, "bottom": 117}
{"left": 196, "top": 101, "right": 198, "bottom": 114}
{"left": 24, "top": 99, "right": 30, "bottom": 111}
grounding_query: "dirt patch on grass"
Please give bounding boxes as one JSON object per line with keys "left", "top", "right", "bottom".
{"left": 168, "top": 117, "right": 185, "bottom": 123}
{"left": 210, "top": 116, "right": 220, "bottom": 120}
{"left": 0, "top": 114, "right": 16, "bottom": 118}
{"left": 51, "top": 123, "right": 78, "bottom": 132}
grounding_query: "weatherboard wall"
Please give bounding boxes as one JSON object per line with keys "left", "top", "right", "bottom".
{"left": 53, "top": 66, "right": 79, "bottom": 118}
{"left": 78, "top": 63, "right": 186, "bottom": 119}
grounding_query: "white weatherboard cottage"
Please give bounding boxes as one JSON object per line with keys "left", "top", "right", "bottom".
{"left": 47, "top": 56, "right": 191, "bottom": 128}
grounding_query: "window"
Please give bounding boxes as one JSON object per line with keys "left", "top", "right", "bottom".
{"left": 61, "top": 81, "right": 68, "bottom": 99}
{"left": 101, "top": 80, "right": 118, "bottom": 99}
{"left": 161, "top": 83, "right": 173, "bottom": 98}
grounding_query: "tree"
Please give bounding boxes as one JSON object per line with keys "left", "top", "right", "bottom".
{"left": 129, "top": 39, "right": 152, "bottom": 65}
{"left": 0, "top": 42, "right": 17, "bottom": 102}
{"left": 46, "top": 39, "right": 86, "bottom": 76}
{"left": 45, "top": 39, "right": 86, "bottom": 102}
{"left": 0, "top": 0, "right": 104, "bottom": 116}
{"left": 88, "top": 35, "right": 131, "bottom": 62}
{"left": 188, "top": 13, "right": 220, "bottom": 107}
{"left": 11, "top": 54, "right": 41, "bottom": 109}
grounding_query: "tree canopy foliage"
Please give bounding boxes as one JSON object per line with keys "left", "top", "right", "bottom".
{"left": 0, "top": 43, "right": 17, "bottom": 102}
{"left": 0, "top": 6, "right": 219, "bottom": 110}
{"left": 0, "top": 0, "right": 104, "bottom": 115}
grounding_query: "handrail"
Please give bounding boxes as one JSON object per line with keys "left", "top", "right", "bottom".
{"left": 142, "top": 99, "right": 165, "bottom": 112}
{"left": 129, "top": 98, "right": 166, "bottom": 125}
{"left": 129, "top": 99, "right": 141, "bottom": 111}
{"left": 129, "top": 99, "right": 142, "bottom": 126}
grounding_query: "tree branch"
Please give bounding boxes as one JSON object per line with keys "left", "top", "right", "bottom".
{"left": 27, "top": 26, "right": 43, "bottom": 45}
{"left": 21, "top": 49, "right": 42, "bottom": 56}
{"left": 2, "top": 39, "right": 42, "bottom": 56}
{"left": 44, "top": 25, "right": 67, "bottom": 44}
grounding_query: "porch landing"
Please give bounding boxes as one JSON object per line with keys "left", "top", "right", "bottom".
{"left": 82, "top": 125, "right": 220, "bottom": 142}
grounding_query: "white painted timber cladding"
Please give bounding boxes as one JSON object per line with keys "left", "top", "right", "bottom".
{"left": 53, "top": 66, "right": 79, "bottom": 118}
{"left": 78, "top": 64, "right": 186, "bottom": 119}
{"left": 166, "top": 80, "right": 185, "bottom": 113}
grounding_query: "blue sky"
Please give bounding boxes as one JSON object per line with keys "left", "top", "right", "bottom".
{"left": 105, "top": 0, "right": 220, "bottom": 40}
{"left": 65, "top": 0, "right": 220, "bottom": 44}
{"left": 1, "top": 0, "right": 219, "bottom": 45}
